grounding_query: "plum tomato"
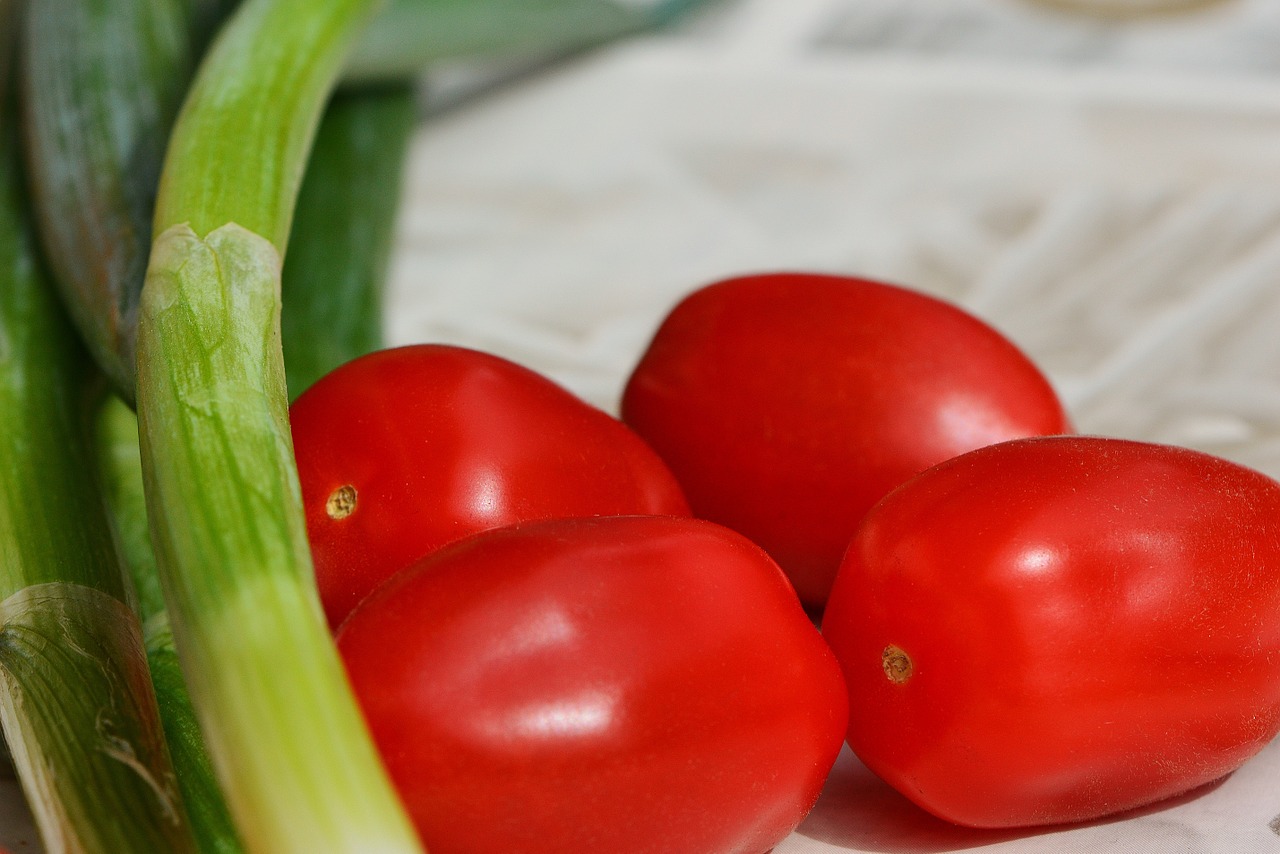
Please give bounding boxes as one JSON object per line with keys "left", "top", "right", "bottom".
{"left": 337, "top": 515, "right": 849, "bottom": 854}
{"left": 621, "top": 272, "right": 1072, "bottom": 610}
{"left": 290, "top": 344, "right": 689, "bottom": 629}
{"left": 822, "top": 435, "right": 1280, "bottom": 828}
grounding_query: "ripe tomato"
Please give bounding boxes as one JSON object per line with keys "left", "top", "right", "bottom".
{"left": 621, "top": 272, "right": 1071, "bottom": 610}
{"left": 337, "top": 515, "right": 849, "bottom": 854}
{"left": 290, "top": 344, "right": 689, "bottom": 629}
{"left": 822, "top": 435, "right": 1280, "bottom": 828}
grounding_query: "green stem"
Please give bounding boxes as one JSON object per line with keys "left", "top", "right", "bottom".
{"left": 98, "top": 82, "right": 416, "bottom": 851}
{"left": 155, "top": 0, "right": 379, "bottom": 244}
{"left": 98, "top": 395, "right": 168, "bottom": 622}
{"left": 0, "top": 586, "right": 190, "bottom": 854}
{"left": 145, "top": 612, "right": 243, "bottom": 854}
{"left": 281, "top": 83, "right": 416, "bottom": 398}
{"left": 94, "top": 68, "right": 416, "bottom": 854}
{"left": 97, "top": 394, "right": 245, "bottom": 854}
{"left": 0, "top": 57, "right": 197, "bottom": 852}
{"left": 346, "top": 0, "right": 645, "bottom": 82}
{"left": 138, "top": 1, "right": 420, "bottom": 850}
{"left": 20, "top": 0, "right": 213, "bottom": 401}
{"left": 343, "top": 0, "right": 721, "bottom": 83}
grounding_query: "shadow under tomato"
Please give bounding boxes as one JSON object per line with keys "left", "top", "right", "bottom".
{"left": 793, "top": 746, "right": 1230, "bottom": 853}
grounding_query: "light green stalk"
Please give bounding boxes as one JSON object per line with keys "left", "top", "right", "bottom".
{"left": 154, "top": 1, "right": 379, "bottom": 243}
{"left": 97, "top": 394, "right": 244, "bottom": 854}
{"left": 19, "top": 0, "right": 219, "bottom": 402}
{"left": 136, "top": 1, "right": 420, "bottom": 851}
{"left": 143, "top": 611, "right": 243, "bottom": 854}
{"left": 98, "top": 79, "right": 418, "bottom": 851}
{"left": 98, "top": 396, "right": 168, "bottom": 622}
{"left": 0, "top": 46, "right": 197, "bottom": 852}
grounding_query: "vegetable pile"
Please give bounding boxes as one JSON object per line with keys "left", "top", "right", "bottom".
{"left": 3, "top": 1, "right": 1280, "bottom": 853}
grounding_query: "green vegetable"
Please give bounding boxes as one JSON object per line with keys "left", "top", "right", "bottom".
{"left": 22, "top": 0, "right": 707, "bottom": 406}
{"left": 97, "top": 396, "right": 168, "bottom": 622}
{"left": 25, "top": 4, "right": 407, "bottom": 848}
{"left": 281, "top": 83, "right": 416, "bottom": 397}
{"left": 19, "top": 0, "right": 234, "bottom": 402}
{"left": 96, "top": 394, "right": 245, "bottom": 854}
{"left": 136, "top": 1, "right": 420, "bottom": 849}
{"left": 0, "top": 48, "right": 198, "bottom": 852}
{"left": 144, "top": 613, "right": 244, "bottom": 854}
{"left": 94, "top": 79, "right": 418, "bottom": 850}
{"left": 0, "top": 2, "right": 11, "bottom": 98}
{"left": 346, "top": 0, "right": 716, "bottom": 82}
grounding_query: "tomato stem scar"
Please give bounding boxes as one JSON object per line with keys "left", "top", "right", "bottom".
{"left": 882, "top": 644, "right": 913, "bottom": 684}
{"left": 326, "top": 485, "right": 358, "bottom": 519}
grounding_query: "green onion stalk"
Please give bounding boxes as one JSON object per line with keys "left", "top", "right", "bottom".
{"left": 94, "top": 81, "right": 417, "bottom": 852}
{"left": 136, "top": 0, "right": 421, "bottom": 850}
{"left": 0, "top": 42, "right": 199, "bottom": 854}
{"left": 22, "top": 3, "right": 245, "bottom": 850}
{"left": 345, "top": 0, "right": 716, "bottom": 82}
{"left": 22, "top": 9, "right": 405, "bottom": 847}
{"left": 22, "top": 0, "right": 712, "bottom": 411}
{"left": 0, "top": 2, "right": 10, "bottom": 101}
{"left": 19, "top": 0, "right": 239, "bottom": 405}
{"left": 281, "top": 83, "right": 416, "bottom": 398}
{"left": 96, "top": 396, "right": 244, "bottom": 854}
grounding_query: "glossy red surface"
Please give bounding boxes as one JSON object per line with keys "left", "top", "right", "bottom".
{"left": 822, "top": 436, "right": 1280, "bottom": 827}
{"left": 338, "top": 515, "right": 849, "bottom": 854}
{"left": 621, "top": 273, "right": 1071, "bottom": 609}
{"left": 290, "top": 344, "right": 689, "bottom": 629}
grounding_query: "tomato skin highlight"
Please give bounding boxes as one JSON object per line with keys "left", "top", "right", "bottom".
{"left": 822, "top": 435, "right": 1280, "bottom": 828}
{"left": 621, "top": 272, "right": 1071, "bottom": 610}
{"left": 337, "top": 515, "right": 849, "bottom": 854}
{"left": 289, "top": 344, "right": 690, "bottom": 629}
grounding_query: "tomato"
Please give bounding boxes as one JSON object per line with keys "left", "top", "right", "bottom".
{"left": 290, "top": 344, "right": 689, "bottom": 629}
{"left": 621, "top": 272, "right": 1072, "bottom": 610}
{"left": 337, "top": 515, "right": 849, "bottom": 854}
{"left": 822, "top": 435, "right": 1280, "bottom": 828}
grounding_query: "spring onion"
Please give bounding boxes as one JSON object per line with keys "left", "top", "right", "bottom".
{"left": 280, "top": 83, "right": 416, "bottom": 398}
{"left": 136, "top": 1, "right": 420, "bottom": 849}
{"left": 0, "top": 42, "right": 198, "bottom": 851}
{"left": 94, "top": 79, "right": 418, "bottom": 852}
{"left": 19, "top": 0, "right": 237, "bottom": 402}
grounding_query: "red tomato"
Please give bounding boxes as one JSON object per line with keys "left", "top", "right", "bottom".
{"left": 337, "top": 515, "right": 849, "bottom": 854}
{"left": 290, "top": 344, "right": 689, "bottom": 629}
{"left": 822, "top": 435, "right": 1280, "bottom": 828}
{"left": 621, "top": 273, "right": 1071, "bottom": 609}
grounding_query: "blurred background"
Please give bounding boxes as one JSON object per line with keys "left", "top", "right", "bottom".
{"left": 390, "top": 0, "right": 1280, "bottom": 486}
